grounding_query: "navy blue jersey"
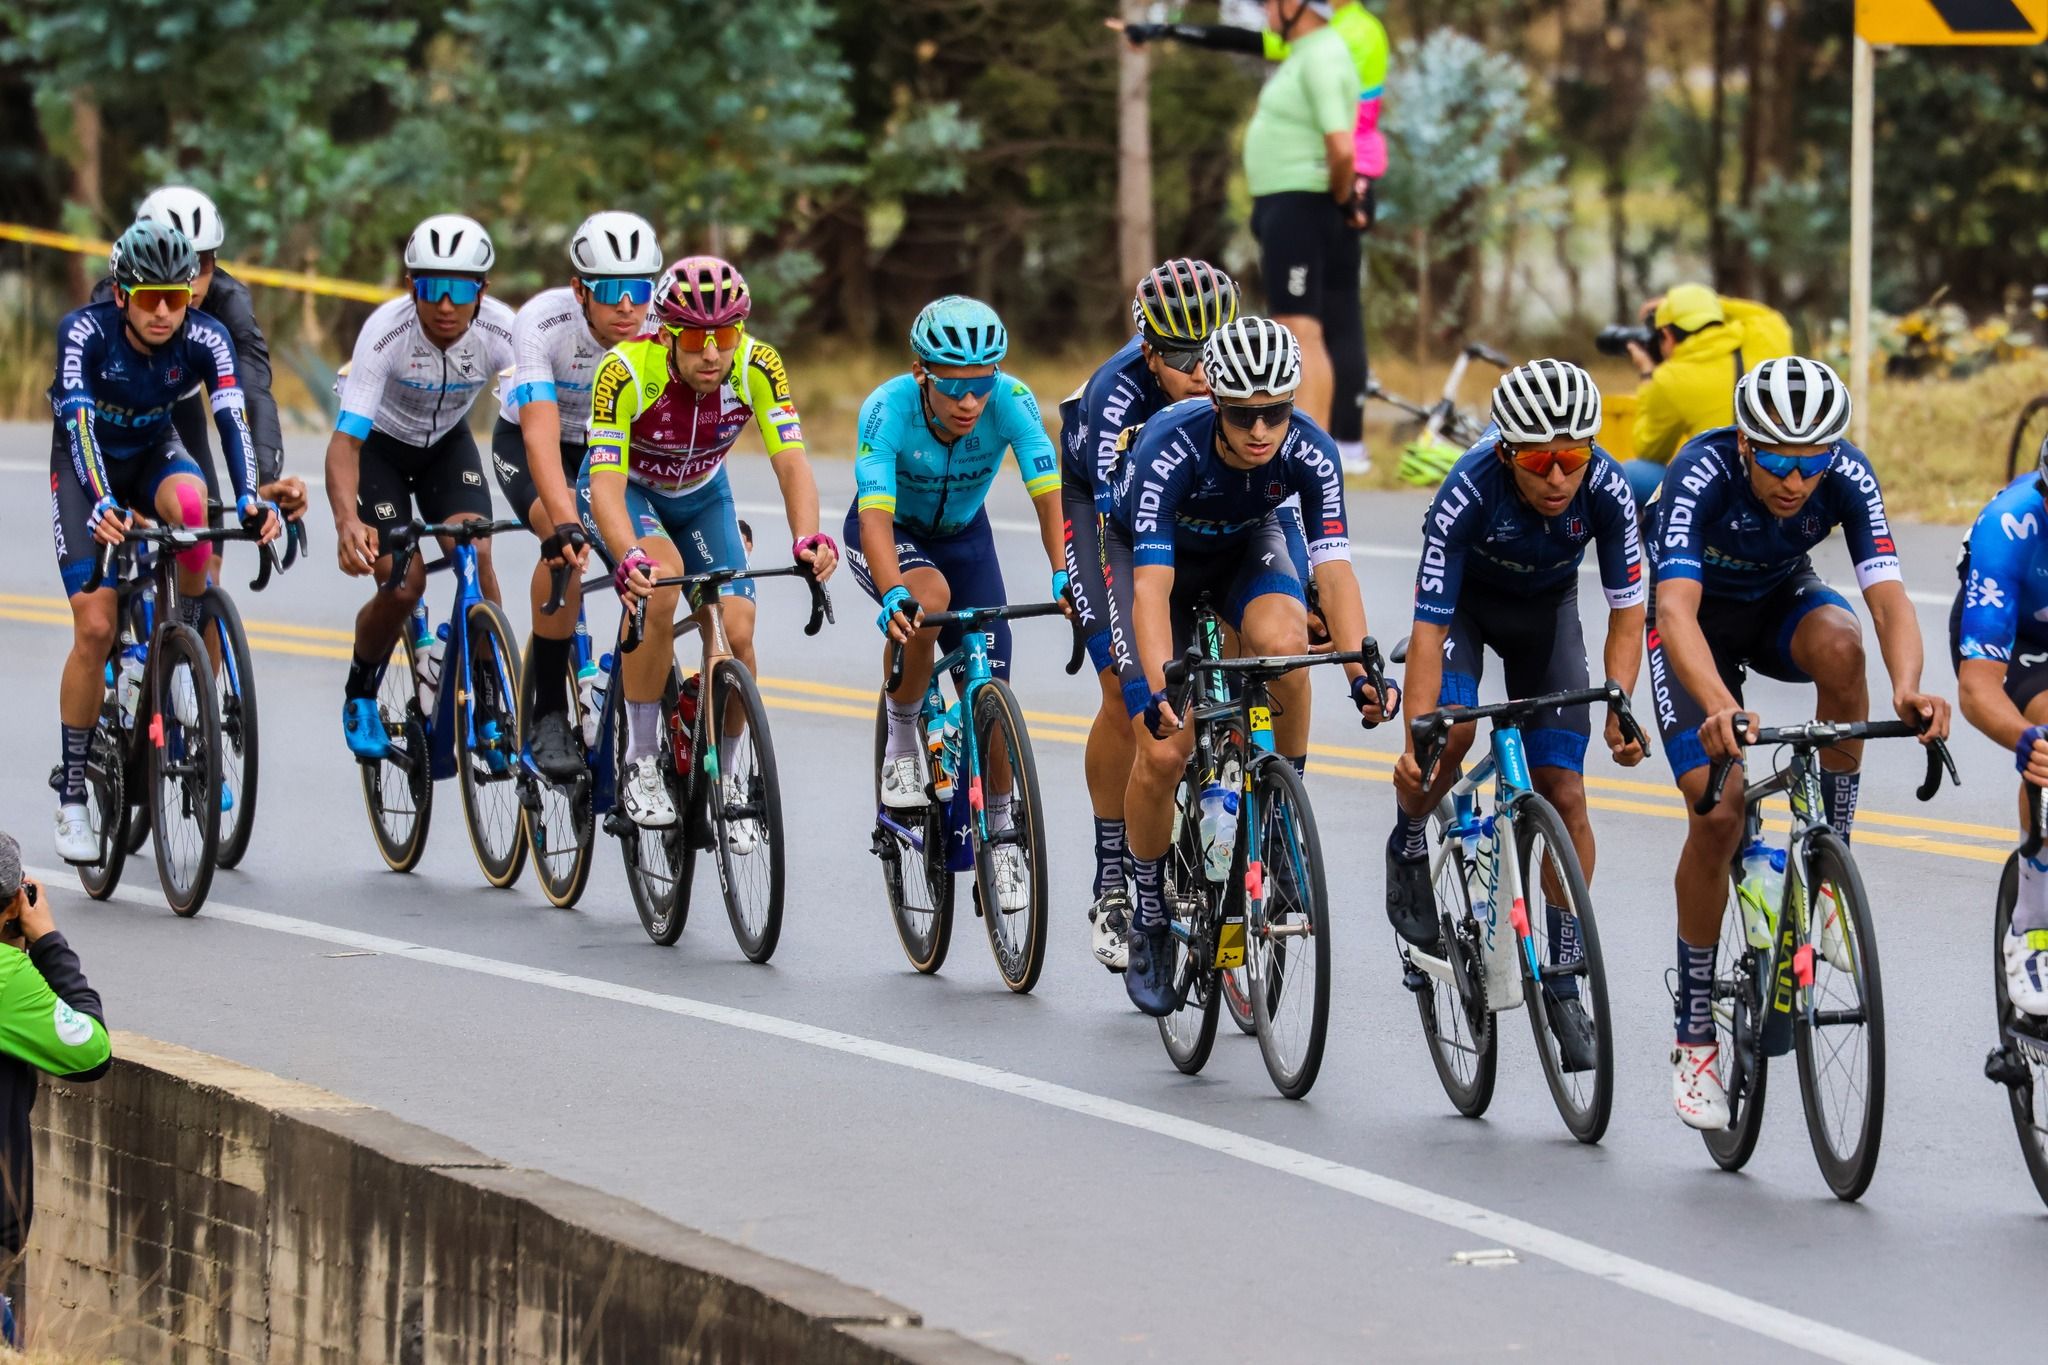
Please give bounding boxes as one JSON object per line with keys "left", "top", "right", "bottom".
{"left": 1652, "top": 427, "right": 1900, "bottom": 601}
{"left": 1108, "top": 398, "right": 1349, "bottom": 569}
{"left": 1057, "top": 336, "right": 1169, "bottom": 513}
{"left": 48, "top": 302, "right": 259, "bottom": 505}
{"left": 1414, "top": 434, "right": 1645, "bottom": 622}
{"left": 1956, "top": 475, "right": 2048, "bottom": 665}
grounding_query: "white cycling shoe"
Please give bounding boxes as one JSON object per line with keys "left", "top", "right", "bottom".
{"left": 879, "top": 754, "right": 926, "bottom": 809}
{"left": 1089, "top": 888, "right": 1131, "bottom": 972}
{"left": 54, "top": 804, "right": 97, "bottom": 864}
{"left": 622, "top": 755, "right": 677, "bottom": 829}
{"left": 722, "top": 773, "right": 758, "bottom": 856}
{"left": 991, "top": 844, "right": 1029, "bottom": 912}
{"left": 1671, "top": 1042, "right": 1731, "bottom": 1130}
{"left": 2006, "top": 926, "right": 2048, "bottom": 1017}
{"left": 1817, "top": 884, "right": 1855, "bottom": 973}
{"left": 171, "top": 666, "right": 201, "bottom": 726}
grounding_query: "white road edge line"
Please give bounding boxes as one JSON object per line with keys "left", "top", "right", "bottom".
{"left": 48, "top": 872, "right": 1936, "bottom": 1365}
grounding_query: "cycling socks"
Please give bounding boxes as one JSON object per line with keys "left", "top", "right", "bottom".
{"left": 2018, "top": 851, "right": 2048, "bottom": 934}
{"left": 1546, "top": 902, "right": 1581, "bottom": 1001}
{"left": 883, "top": 697, "right": 922, "bottom": 760}
{"left": 626, "top": 701, "right": 662, "bottom": 763}
{"left": 1392, "top": 807, "right": 1429, "bottom": 861}
{"left": 1676, "top": 935, "right": 1716, "bottom": 1045}
{"left": 529, "top": 635, "right": 571, "bottom": 717}
{"left": 1130, "top": 854, "right": 1167, "bottom": 932}
{"left": 1092, "top": 818, "right": 1126, "bottom": 897}
{"left": 1822, "top": 768, "right": 1861, "bottom": 844}
{"left": 58, "top": 724, "right": 89, "bottom": 805}
{"left": 986, "top": 792, "right": 1014, "bottom": 833}
{"left": 344, "top": 653, "right": 381, "bottom": 701}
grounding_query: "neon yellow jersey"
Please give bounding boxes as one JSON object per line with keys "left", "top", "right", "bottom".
{"left": 1263, "top": 2, "right": 1388, "bottom": 98}
{"left": 586, "top": 333, "right": 804, "bottom": 496}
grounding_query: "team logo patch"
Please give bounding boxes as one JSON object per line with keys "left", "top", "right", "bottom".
{"left": 462, "top": 470, "right": 483, "bottom": 487}
{"left": 374, "top": 501, "right": 398, "bottom": 520}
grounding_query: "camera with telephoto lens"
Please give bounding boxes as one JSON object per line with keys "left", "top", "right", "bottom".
{"left": 1594, "top": 324, "right": 1658, "bottom": 360}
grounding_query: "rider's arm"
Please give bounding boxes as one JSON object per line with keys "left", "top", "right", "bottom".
{"left": 743, "top": 343, "right": 823, "bottom": 545}
{"left": 1293, "top": 435, "right": 1367, "bottom": 686}
{"left": 1960, "top": 660, "right": 2033, "bottom": 753}
{"left": 1651, "top": 575, "right": 1739, "bottom": 718}
{"left": 854, "top": 389, "right": 907, "bottom": 594}
{"left": 1831, "top": 449, "right": 1947, "bottom": 736}
{"left": 509, "top": 310, "right": 577, "bottom": 532}
{"left": 1133, "top": 564, "right": 1178, "bottom": 697}
{"left": 583, "top": 349, "right": 648, "bottom": 563}
{"left": 1590, "top": 455, "right": 1648, "bottom": 694}
{"left": 1123, "top": 21, "right": 1265, "bottom": 55}
{"left": 52, "top": 316, "right": 113, "bottom": 504}
{"left": 1306, "top": 40, "right": 1361, "bottom": 202}
{"left": 1002, "top": 381, "right": 1066, "bottom": 573}
{"left": 1398, "top": 619, "right": 1452, "bottom": 759}
{"left": 186, "top": 314, "right": 261, "bottom": 505}
{"left": 1865, "top": 578, "right": 1937, "bottom": 727}
{"left": 1309, "top": 557, "right": 1369, "bottom": 688}
{"left": 206, "top": 276, "right": 285, "bottom": 483}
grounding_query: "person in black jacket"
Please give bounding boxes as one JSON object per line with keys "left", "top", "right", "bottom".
{"left": 0, "top": 833, "right": 111, "bottom": 1340}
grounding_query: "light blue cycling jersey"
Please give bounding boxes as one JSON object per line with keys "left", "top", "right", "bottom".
{"left": 853, "top": 372, "right": 1060, "bottom": 538}
{"left": 1957, "top": 475, "right": 2048, "bottom": 665}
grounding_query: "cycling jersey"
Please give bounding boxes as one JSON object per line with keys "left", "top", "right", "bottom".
{"left": 1955, "top": 474, "right": 2048, "bottom": 666}
{"left": 585, "top": 333, "right": 803, "bottom": 496}
{"left": 495, "top": 286, "right": 622, "bottom": 444}
{"left": 1058, "top": 336, "right": 1168, "bottom": 511}
{"left": 335, "top": 294, "right": 515, "bottom": 446}
{"left": 1414, "top": 433, "right": 1644, "bottom": 622}
{"left": 1651, "top": 428, "right": 1900, "bottom": 601}
{"left": 49, "top": 301, "right": 259, "bottom": 506}
{"left": 1108, "top": 397, "right": 1349, "bottom": 569}
{"left": 854, "top": 372, "right": 1060, "bottom": 538}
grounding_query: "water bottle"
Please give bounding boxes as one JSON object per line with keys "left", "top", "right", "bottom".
{"left": 922, "top": 688, "right": 953, "bottom": 801}
{"left": 677, "top": 673, "right": 701, "bottom": 748}
{"left": 1197, "top": 764, "right": 1241, "bottom": 882}
{"left": 581, "top": 653, "right": 610, "bottom": 750}
{"left": 938, "top": 703, "right": 963, "bottom": 786}
{"left": 1738, "top": 840, "right": 1786, "bottom": 950}
{"left": 415, "top": 621, "right": 448, "bottom": 716}
{"left": 115, "top": 643, "right": 147, "bottom": 729}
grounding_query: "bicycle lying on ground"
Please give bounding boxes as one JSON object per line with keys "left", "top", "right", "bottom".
{"left": 2000, "top": 285, "right": 2048, "bottom": 482}
{"left": 1369, "top": 341, "right": 1513, "bottom": 486}
{"left": 1694, "top": 719, "right": 1957, "bottom": 1201}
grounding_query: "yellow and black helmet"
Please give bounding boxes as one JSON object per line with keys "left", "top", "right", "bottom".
{"left": 1132, "top": 258, "right": 1239, "bottom": 349}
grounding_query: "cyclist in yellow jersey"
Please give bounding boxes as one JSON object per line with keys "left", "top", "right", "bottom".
{"left": 582, "top": 257, "right": 838, "bottom": 829}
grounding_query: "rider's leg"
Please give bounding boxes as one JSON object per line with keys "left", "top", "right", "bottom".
{"left": 1087, "top": 667, "right": 1134, "bottom": 893}
{"left": 154, "top": 471, "right": 213, "bottom": 622}
{"left": 1236, "top": 591, "right": 1312, "bottom": 765}
{"left": 1125, "top": 714, "right": 1197, "bottom": 924}
{"left": 524, "top": 493, "right": 583, "bottom": 713}
{"left": 1674, "top": 763, "right": 1746, "bottom": 1033}
{"left": 620, "top": 533, "right": 685, "bottom": 761}
{"left": 1787, "top": 600, "right": 1869, "bottom": 844}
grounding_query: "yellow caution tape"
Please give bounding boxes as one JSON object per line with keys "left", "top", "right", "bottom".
{"left": 0, "top": 222, "right": 399, "bottom": 304}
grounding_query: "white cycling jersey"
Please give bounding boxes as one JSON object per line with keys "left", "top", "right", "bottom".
{"left": 494, "top": 286, "right": 620, "bottom": 444}
{"left": 335, "top": 294, "right": 515, "bottom": 447}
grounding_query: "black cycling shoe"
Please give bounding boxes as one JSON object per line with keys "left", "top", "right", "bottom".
{"left": 1125, "top": 924, "right": 1178, "bottom": 1018}
{"left": 1385, "top": 830, "right": 1441, "bottom": 951}
{"left": 1546, "top": 995, "right": 1598, "bottom": 1073}
{"left": 530, "top": 709, "right": 586, "bottom": 781}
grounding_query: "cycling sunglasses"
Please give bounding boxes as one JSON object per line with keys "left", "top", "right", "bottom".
{"left": 125, "top": 284, "right": 192, "bottom": 312}
{"left": 1750, "top": 445, "right": 1837, "bottom": 481}
{"left": 926, "top": 370, "right": 1001, "bottom": 399}
{"left": 1219, "top": 399, "right": 1294, "bottom": 430}
{"left": 413, "top": 275, "right": 484, "bottom": 306}
{"left": 664, "top": 322, "right": 744, "bottom": 352}
{"left": 1508, "top": 444, "right": 1595, "bottom": 477}
{"left": 1153, "top": 345, "right": 1203, "bottom": 375}
{"left": 582, "top": 276, "right": 655, "bottom": 306}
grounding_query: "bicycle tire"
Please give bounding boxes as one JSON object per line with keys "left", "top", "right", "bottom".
{"left": 1221, "top": 966, "right": 1256, "bottom": 1036}
{"left": 1237, "top": 755, "right": 1331, "bottom": 1099}
{"left": 1158, "top": 769, "right": 1221, "bottom": 1076}
{"left": 199, "top": 587, "right": 260, "bottom": 870}
{"left": 2004, "top": 394, "right": 2048, "bottom": 483}
{"left": 709, "top": 659, "right": 784, "bottom": 963}
{"left": 1991, "top": 855, "right": 2048, "bottom": 1207}
{"left": 147, "top": 624, "right": 221, "bottom": 916}
{"left": 1794, "top": 829, "right": 1885, "bottom": 1201}
{"left": 456, "top": 601, "right": 529, "bottom": 888}
{"left": 1704, "top": 873, "right": 1771, "bottom": 1171}
{"left": 969, "top": 680, "right": 1049, "bottom": 993}
{"left": 872, "top": 697, "right": 955, "bottom": 974}
{"left": 75, "top": 716, "right": 129, "bottom": 900}
{"left": 1513, "top": 793, "right": 1614, "bottom": 1145}
{"left": 361, "top": 635, "right": 433, "bottom": 873}
{"left": 121, "top": 592, "right": 153, "bottom": 858}
{"left": 519, "top": 638, "right": 595, "bottom": 909}
{"left": 618, "top": 671, "right": 693, "bottom": 945}
{"left": 1418, "top": 798, "right": 1497, "bottom": 1117}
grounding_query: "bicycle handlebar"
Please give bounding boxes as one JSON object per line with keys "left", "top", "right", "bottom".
{"left": 83, "top": 516, "right": 303, "bottom": 595}
{"left": 1692, "top": 718, "right": 1958, "bottom": 816}
{"left": 621, "top": 562, "right": 835, "bottom": 655}
{"left": 1409, "top": 682, "right": 1648, "bottom": 790}
{"left": 882, "top": 599, "right": 1078, "bottom": 693}
{"left": 378, "top": 518, "right": 526, "bottom": 596}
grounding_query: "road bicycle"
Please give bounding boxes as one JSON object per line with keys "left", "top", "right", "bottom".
{"left": 519, "top": 560, "right": 829, "bottom": 957}
{"left": 1369, "top": 341, "right": 1512, "bottom": 485}
{"left": 1404, "top": 675, "right": 1649, "bottom": 1144}
{"left": 1983, "top": 783, "right": 2048, "bottom": 1207}
{"left": 871, "top": 601, "right": 1080, "bottom": 992}
{"left": 356, "top": 518, "right": 528, "bottom": 887}
{"left": 1150, "top": 606, "right": 1385, "bottom": 1099}
{"left": 1694, "top": 720, "right": 1956, "bottom": 1201}
{"left": 69, "top": 519, "right": 295, "bottom": 915}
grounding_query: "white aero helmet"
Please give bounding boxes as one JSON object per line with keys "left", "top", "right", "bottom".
{"left": 1490, "top": 358, "right": 1602, "bottom": 445}
{"left": 137, "top": 185, "right": 225, "bottom": 253}
{"left": 1202, "top": 316, "right": 1302, "bottom": 400}
{"left": 568, "top": 211, "right": 662, "bottom": 278}
{"left": 404, "top": 213, "right": 495, "bottom": 273}
{"left": 1735, "top": 356, "right": 1852, "bottom": 446}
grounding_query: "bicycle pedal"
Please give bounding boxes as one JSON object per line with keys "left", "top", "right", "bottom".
{"left": 1987, "top": 1046, "right": 2031, "bottom": 1088}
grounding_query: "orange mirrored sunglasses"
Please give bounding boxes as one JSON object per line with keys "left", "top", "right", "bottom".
{"left": 1508, "top": 445, "right": 1594, "bottom": 477}
{"left": 664, "top": 322, "right": 744, "bottom": 352}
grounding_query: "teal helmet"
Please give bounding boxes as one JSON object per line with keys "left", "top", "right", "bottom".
{"left": 110, "top": 219, "right": 200, "bottom": 289}
{"left": 910, "top": 295, "right": 1007, "bottom": 367}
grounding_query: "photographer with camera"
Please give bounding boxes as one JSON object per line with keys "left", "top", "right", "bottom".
{"left": 1598, "top": 283, "right": 1792, "bottom": 510}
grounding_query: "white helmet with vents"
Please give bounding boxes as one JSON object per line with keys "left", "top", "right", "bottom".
{"left": 1202, "top": 317, "right": 1302, "bottom": 399}
{"left": 1490, "top": 358, "right": 1602, "bottom": 445}
{"left": 404, "top": 213, "right": 495, "bottom": 273}
{"left": 568, "top": 211, "right": 662, "bottom": 277}
{"left": 136, "top": 186, "right": 224, "bottom": 253}
{"left": 1735, "top": 356, "right": 1852, "bottom": 446}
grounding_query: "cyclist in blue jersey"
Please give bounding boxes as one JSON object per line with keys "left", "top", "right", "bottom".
{"left": 1387, "top": 360, "right": 1646, "bottom": 1070}
{"left": 47, "top": 220, "right": 281, "bottom": 863}
{"left": 849, "top": 297, "right": 1066, "bottom": 848}
{"left": 1061, "top": 259, "right": 1239, "bottom": 973}
{"left": 1647, "top": 356, "right": 1948, "bottom": 1130}
{"left": 1106, "top": 317, "right": 1396, "bottom": 1016}
{"left": 1955, "top": 440, "right": 2048, "bottom": 1013}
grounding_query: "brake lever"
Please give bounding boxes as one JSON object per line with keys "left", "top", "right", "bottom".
{"left": 248, "top": 537, "right": 275, "bottom": 594}
{"left": 1358, "top": 637, "right": 1390, "bottom": 730}
{"left": 1916, "top": 737, "right": 1959, "bottom": 803}
{"left": 621, "top": 597, "right": 647, "bottom": 655}
{"left": 541, "top": 563, "right": 571, "bottom": 617}
{"left": 83, "top": 543, "right": 117, "bottom": 595}
{"left": 804, "top": 573, "right": 833, "bottom": 638}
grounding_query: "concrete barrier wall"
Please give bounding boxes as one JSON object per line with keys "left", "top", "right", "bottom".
{"left": 29, "top": 1033, "right": 1014, "bottom": 1364}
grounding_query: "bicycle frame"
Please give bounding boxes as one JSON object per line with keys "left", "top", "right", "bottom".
{"left": 410, "top": 541, "right": 511, "bottom": 783}
{"left": 1411, "top": 730, "right": 1540, "bottom": 1010}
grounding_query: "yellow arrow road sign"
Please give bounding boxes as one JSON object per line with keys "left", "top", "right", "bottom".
{"left": 1857, "top": 0, "right": 2048, "bottom": 43}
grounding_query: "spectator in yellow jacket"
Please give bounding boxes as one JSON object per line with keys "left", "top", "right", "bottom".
{"left": 1622, "top": 284, "right": 1794, "bottom": 507}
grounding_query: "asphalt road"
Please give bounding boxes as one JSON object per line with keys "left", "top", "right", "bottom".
{"left": 0, "top": 418, "right": 2030, "bottom": 1364}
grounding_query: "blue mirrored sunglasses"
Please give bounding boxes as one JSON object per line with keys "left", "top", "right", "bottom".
{"left": 413, "top": 275, "right": 483, "bottom": 306}
{"left": 1751, "top": 445, "right": 1836, "bottom": 481}
{"left": 927, "top": 370, "right": 1000, "bottom": 399}
{"left": 583, "top": 276, "right": 655, "bottom": 306}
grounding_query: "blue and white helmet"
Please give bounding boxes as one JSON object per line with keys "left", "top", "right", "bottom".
{"left": 910, "top": 295, "right": 1008, "bottom": 366}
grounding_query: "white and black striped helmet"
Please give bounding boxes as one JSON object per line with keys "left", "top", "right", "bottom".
{"left": 1202, "top": 317, "right": 1301, "bottom": 400}
{"left": 1735, "top": 356, "right": 1851, "bottom": 446}
{"left": 1490, "top": 358, "right": 1602, "bottom": 445}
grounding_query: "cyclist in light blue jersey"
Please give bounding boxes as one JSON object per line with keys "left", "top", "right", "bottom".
{"left": 846, "top": 296, "right": 1066, "bottom": 813}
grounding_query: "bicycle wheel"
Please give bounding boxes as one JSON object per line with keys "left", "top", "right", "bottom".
{"left": 456, "top": 601, "right": 528, "bottom": 888}
{"left": 75, "top": 716, "right": 129, "bottom": 900}
{"left": 2005, "top": 394, "right": 2048, "bottom": 483}
{"left": 969, "top": 680, "right": 1049, "bottom": 993}
{"left": 872, "top": 698, "right": 954, "bottom": 974}
{"left": 1240, "top": 755, "right": 1331, "bottom": 1099}
{"left": 708, "top": 658, "right": 784, "bottom": 963}
{"left": 1795, "top": 830, "right": 1885, "bottom": 1201}
{"left": 147, "top": 624, "right": 221, "bottom": 916}
{"left": 1417, "top": 799, "right": 1497, "bottom": 1117}
{"left": 1704, "top": 870, "right": 1771, "bottom": 1171}
{"left": 1991, "top": 856, "right": 2048, "bottom": 1207}
{"left": 616, "top": 673, "right": 694, "bottom": 945}
{"left": 360, "top": 636, "right": 433, "bottom": 872}
{"left": 1513, "top": 794, "right": 1613, "bottom": 1145}
{"left": 1158, "top": 774, "right": 1221, "bottom": 1075}
{"left": 519, "top": 640, "right": 594, "bottom": 909}
{"left": 1221, "top": 966, "right": 1256, "bottom": 1036}
{"left": 199, "top": 587, "right": 260, "bottom": 870}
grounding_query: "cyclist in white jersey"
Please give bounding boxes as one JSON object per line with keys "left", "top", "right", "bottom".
{"left": 490, "top": 212, "right": 662, "bottom": 778}
{"left": 324, "top": 213, "right": 515, "bottom": 759}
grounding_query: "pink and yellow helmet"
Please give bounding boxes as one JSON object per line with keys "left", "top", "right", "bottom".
{"left": 654, "top": 256, "right": 751, "bottom": 328}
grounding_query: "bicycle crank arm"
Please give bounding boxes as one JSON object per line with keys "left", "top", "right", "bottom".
{"left": 1400, "top": 945, "right": 1460, "bottom": 990}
